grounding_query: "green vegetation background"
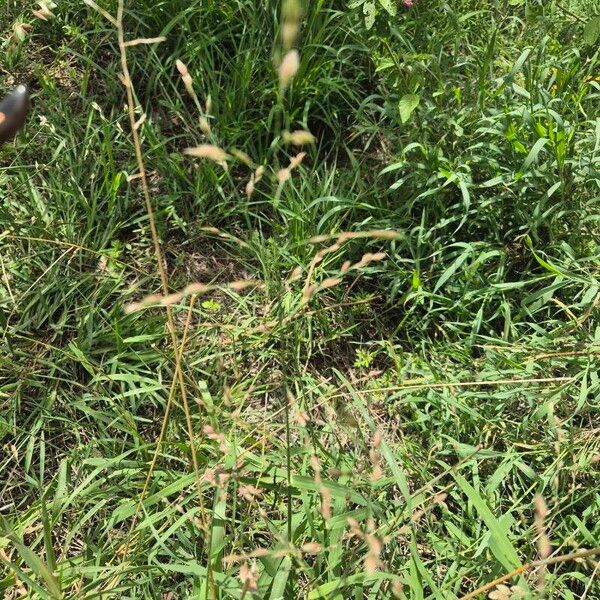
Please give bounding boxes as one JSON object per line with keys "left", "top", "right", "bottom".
{"left": 0, "top": 0, "right": 599, "bottom": 597}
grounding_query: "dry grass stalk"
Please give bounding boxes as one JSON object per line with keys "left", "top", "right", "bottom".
{"left": 309, "top": 229, "right": 403, "bottom": 244}
{"left": 124, "top": 279, "right": 261, "bottom": 313}
{"left": 533, "top": 494, "right": 551, "bottom": 594}
{"left": 299, "top": 229, "right": 403, "bottom": 300}
{"left": 123, "top": 36, "right": 166, "bottom": 47}
{"left": 83, "top": 1, "right": 208, "bottom": 591}
{"left": 369, "top": 428, "right": 383, "bottom": 481}
{"left": 310, "top": 454, "right": 332, "bottom": 520}
{"left": 82, "top": 0, "right": 117, "bottom": 26}
{"left": 460, "top": 548, "right": 600, "bottom": 600}
{"left": 106, "top": 294, "right": 200, "bottom": 584}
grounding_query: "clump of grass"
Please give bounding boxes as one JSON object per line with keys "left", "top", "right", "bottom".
{"left": 0, "top": 0, "right": 599, "bottom": 598}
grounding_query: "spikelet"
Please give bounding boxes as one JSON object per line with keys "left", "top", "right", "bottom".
{"left": 245, "top": 164, "right": 265, "bottom": 198}
{"left": 282, "top": 129, "right": 315, "bottom": 145}
{"left": 199, "top": 116, "right": 211, "bottom": 135}
{"left": 183, "top": 144, "right": 229, "bottom": 169}
{"left": 279, "top": 50, "right": 300, "bottom": 91}
{"left": 175, "top": 59, "right": 195, "bottom": 96}
{"left": 281, "top": 0, "right": 301, "bottom": 49}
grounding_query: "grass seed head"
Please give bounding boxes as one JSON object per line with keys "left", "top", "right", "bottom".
{"left": 199, "top": 116, "right": 211, "bottom": 134}
{"left": 281, "top": 0, "right": 301, "bottom": 48}
{"left": 175, "top": 59, "right": 195, "bottom": 95}
{"left": 282, "top": 129, "right": 315, "bottom": 145}
{"left": 245, "top": 175, "right": 256, "bottom": 197}
{"left": 239, "top": 562, "right": 258, "bottom": 593}
{"left": 301, "top": 542, "right": 322, "bottom": 554}
{"left": 184, "top": 144, "right": 229, "bottom": 169}
{"left": 279, "top": 49, "right": 300, "bottom": 90}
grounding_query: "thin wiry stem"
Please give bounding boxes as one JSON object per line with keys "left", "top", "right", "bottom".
{"left": 86, "top": 0, "right": 209, "bottom": 589}
{"left": 102, "top": 295, "right": 200, "bottom": 592}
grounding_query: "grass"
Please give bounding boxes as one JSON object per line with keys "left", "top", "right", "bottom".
{"left": 0, "top": 0, "right": 599, "bottom": 598}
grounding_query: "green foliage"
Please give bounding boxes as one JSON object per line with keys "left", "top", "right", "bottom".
{"left": 349, "top": 0, "right": 410, "bottom": 31}
{"left": 0, "top": 0, "right": 599, "bottom": 598}
{"left": 583, "top": 16, "right": 600, "bottom": 45}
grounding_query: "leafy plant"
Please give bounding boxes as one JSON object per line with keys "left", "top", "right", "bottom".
{"left": 0, "top": 0, "right": 598, "bottom": 598}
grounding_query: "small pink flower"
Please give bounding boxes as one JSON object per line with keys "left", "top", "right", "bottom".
{"left": 403, "top": 0, "right": 413, "bottom": 7}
